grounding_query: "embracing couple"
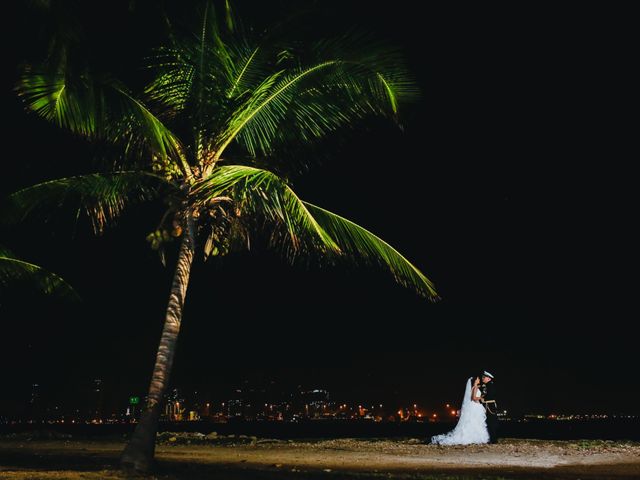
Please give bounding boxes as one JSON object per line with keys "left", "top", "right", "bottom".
{"left": 431, "top": 371, "right": 499, "bottom": 445}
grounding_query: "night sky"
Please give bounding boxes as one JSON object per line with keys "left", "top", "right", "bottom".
{"left": 1, "top": 1, "right": 635, "bottom": 418}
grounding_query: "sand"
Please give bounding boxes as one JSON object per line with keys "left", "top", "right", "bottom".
{"left": 1, "top": 437, "right": 639, "bottom": 479}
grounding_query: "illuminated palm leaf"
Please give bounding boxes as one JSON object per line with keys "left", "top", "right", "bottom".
{"left": 144, "top": 48, "right": 195, "bottom": 118}
{"left": 226, "top": 45, "right": 263, "bottom": 98}
{"left": 8, "top": 172, "right": 172, "bottom": 234}
{"left": 193, "top": 165, "right": 436, "bottom": 298}
{"left": 303, "top": 203, "right": 439, "bottom": 300}
{"left": 213, "top": 34, "right": 419, "bottom": 160}
{"left": 17, "top": 71, "right": 97, "bottom": 136}
{"left": 16, "top": 70, "right": 188, "bottom": 175}
{"left": 0, "top": 244, "right": 77, "bottom": 299}
{"left": 194, "top": 165, "right": 339, "bottom": 254}
{"left": 144, "top": 18, "right": 418, "bottom": 165}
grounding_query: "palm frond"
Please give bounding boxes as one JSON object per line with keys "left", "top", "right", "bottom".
{"left": 17, "top": 71, "right": 97, "bottom": 136}
{"left": 143, "top": 5, "right": 244, "bottom": 152}
{"left": 0, "top": 244, "right": 77, "bottom": 299}
{"left": 226, "top": 45, "right": 261, "bottom": 98}
{"left": 7, "top": 172, "right": 172, "bottom": 234}
{"left": 108, "top": 84, "right": 188, "bottom": 172}
{"left": 214, "top": 35, "right": 419, "bottom": 159}
{"left": 215, "top": 61, "right": 337, "bottom": 158}
{"left": 193, "top": 165, "right": 339, "bottom": 254}
{"left": 303, "top": 202, "right": 439, "bottom": 300}
{"left": 143, "top": 9, "right": 265, "bottom": 122}
{"left": 195, "top": 166, "right": 436, "bottom": 298}
{"left": 16, "top": 69, "right": 189, "bottom": 176}
{"left": 223, "top": 0, "right": 235, "bottom": 32}
{"left": 144, "top": 48, "right": 195, "bottom": 118}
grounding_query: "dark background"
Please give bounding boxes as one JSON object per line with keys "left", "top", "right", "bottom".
{"left": 1, "top": 1, "right": 635, "bottom": 418}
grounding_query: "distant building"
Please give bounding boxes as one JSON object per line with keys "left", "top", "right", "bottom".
{"left": 227, "top": 398, "right": 244, "bottom": 418}
{"left": 299, "top": 389, "right": 331, "bottom": 419}
{"left": 162, "top": 388, "right": 185, "bottom": 421}
{"left": 28, "top": 383, "right": 42, "bottom": 422}
{"left": 92, "top": 379, "right": 103, "bottom": 420}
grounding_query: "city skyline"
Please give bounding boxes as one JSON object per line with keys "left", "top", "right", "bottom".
{"left": 9, "top": 378, "right": 635, "bottom": 426}
{"left": 7, "top": 375, "right": 637, "bottom": 425}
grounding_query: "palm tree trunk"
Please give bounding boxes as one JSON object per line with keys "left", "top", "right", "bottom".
{"left": 120, "top": 227, "right": 195, "bottom": 472}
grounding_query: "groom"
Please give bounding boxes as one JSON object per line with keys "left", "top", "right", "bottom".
{"left": 479, "top": 371, "right": 499, "bottom": 443}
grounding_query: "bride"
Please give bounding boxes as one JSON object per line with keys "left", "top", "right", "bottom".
{"left": 431, "top": 376, "right": 489, "bottom": 445}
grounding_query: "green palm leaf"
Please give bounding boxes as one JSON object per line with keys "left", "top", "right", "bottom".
{"left": 194, "top": 165, "right": 339, "bottom": 254}
{"left": 303, "top": 202, "right": 439, "bottom": 300}
{"left": 0, "top": 244, "right": 77, "bottom": 299}
{"left": 216, "top": 62, "right": 334, "bottom": 157}
{"left": 16, "top": 69, "right": 189, "bottom": 176}
{"left": 215, "top": 37, "right": 418, "bottom": 160}
{"left": 194, "top": 165, "right": 436, "bottom": 299}
{"left": 143, "top": 4, "right": 244, "bottom": 160}
{"left": 144, "top": 48, "right": 195, "bottom": 119}
{"left": 226, "top": 45, "right": 261, "bottom": 98}
{"left": 17, "top": 71, "right": 97, "bottom": 136}
{"left": 7, "top": 172, "right": 171, "bottom": 234}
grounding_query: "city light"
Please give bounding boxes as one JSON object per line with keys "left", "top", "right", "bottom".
{"left": 11, "top": 381, "right": 636, "bottom": 426}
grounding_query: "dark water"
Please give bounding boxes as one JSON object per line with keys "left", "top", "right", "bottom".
{"left": 2, "top": 419, "right": 639, "bottom": 441}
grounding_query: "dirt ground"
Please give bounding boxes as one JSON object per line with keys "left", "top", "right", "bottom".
{"left": 1, "top": 437, "right": 639, "bottom": 480}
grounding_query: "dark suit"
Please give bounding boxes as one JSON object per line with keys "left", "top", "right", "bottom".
{"left": 480, "top": 381, "right": 499, "bottom": 443}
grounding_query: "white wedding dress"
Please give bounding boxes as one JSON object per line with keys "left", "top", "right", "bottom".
{"left": 431, "top": 377, "right": 490, "bottom": 445}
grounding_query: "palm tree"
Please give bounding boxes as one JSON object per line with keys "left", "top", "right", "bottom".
{"left": 12, "top": 3, "right": 439, "bottom": 472}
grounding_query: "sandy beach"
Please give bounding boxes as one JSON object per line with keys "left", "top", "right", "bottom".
{"left": 1, "top": 437, "right": 639, "bottom": 479}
